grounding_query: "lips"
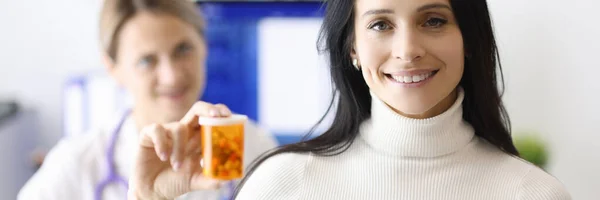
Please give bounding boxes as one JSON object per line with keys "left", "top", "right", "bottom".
{"left": 158, "top": 87, "right": 189, "bottom": 99}
{"left": 385, "top": 69, "right": 439, "bottom": 84}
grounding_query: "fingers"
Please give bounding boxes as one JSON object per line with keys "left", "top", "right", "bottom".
{"left": 214, "top": 103, "right": 232, "bottom": 116}
{"left": 174, "top": 132, "right": 202, "bottom": 174}
{"left": 138, "top": 101, "right": 233, "bottom": 173}
{"left": 185, "top": 133, "right": 202, "bottom": 156}
{"left": 139, "top": 124, "right": 171, "bottom": 161}
{"left": 190, "top": 174, "right": 224, "bottom": 191}
{"left": 179, "top": 147, "right": 202, "bottom": 174}
{"left": 139, "top": 122, "right": 198, "bottom": 170}
{"left": 166, "top": 123, "right": 189, "bottom": 171}
{"left": 180, "top": 102, "right": 232, "bottom": 127}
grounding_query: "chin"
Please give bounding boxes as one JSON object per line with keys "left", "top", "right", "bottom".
{"left": 158, "top": 109, "right": 186, "bottom": 122}
{"left": 157, "top": 103, "right": 191, "bottom": 119}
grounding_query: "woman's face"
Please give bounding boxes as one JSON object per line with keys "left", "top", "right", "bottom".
{"left": 108, "top": 11, "right": 206, "bottom": 122}
{"left": 352, "top": 0, "right": 464, "bottom": 118}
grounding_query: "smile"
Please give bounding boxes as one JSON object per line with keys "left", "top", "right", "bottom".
{"left": 385, "top": 70, "right": 439, "bottom": 86}
{"left": 159, "top": 87, "right": 189, "bottom": 100}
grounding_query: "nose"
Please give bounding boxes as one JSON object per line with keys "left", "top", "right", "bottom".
{"left": 156, "top": 58, "right": 185, "bottom": 86}
{"left": 391, "top": 29, "right": 426, "bottom": 62}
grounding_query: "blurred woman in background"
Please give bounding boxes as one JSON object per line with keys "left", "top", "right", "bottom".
{"left": 17, "top": 0, "right": 277, "bottom": 199}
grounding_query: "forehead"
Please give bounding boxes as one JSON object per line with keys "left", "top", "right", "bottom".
{"left": 354, "top": 0, "right": 451, "bottom": 15}
{"left": 117, "top": 12, "right": 199, "bottom": 53}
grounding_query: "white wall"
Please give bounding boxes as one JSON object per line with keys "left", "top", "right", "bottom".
{"left": 488, "top": 0, "right": 600, "bottom": 199}
{"left": 257, "top": 17, "right": 335, "bottom": 136}
{"left": 0, "top": 0, "right": 104, "bottom": 148}
{"left": 0, "top": 0, "right": 598, "bottom": 199}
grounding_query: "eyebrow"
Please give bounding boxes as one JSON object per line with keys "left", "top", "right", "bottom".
{"left": 417, "top": 3, "right": 452, "bottom": 12}
{"left": 362, "top": 3, "right": 452, "bottom": 17}
{"left": 362, "top": 9, "right": 394, "bottom": 17}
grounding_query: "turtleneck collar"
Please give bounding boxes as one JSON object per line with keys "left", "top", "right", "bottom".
{"left": 359, "top": 88, "right": 475, "bottom": 158}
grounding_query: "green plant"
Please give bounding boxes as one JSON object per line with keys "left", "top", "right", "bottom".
{"left": 513, "top": 133, "right": 549, "bottom": 169}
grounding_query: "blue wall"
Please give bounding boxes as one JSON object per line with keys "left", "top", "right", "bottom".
{"left": 197, "top": 2, "right": 325, "bottom": 145}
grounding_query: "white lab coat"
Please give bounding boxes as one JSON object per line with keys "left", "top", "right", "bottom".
{"left": 17, "top": 114, "right": 278, "bottom": 200}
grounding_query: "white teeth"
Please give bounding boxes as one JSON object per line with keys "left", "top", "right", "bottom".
{"left": 391, "top": 72, "right": 433, "bottom": 83}
{"left": 412, "top": 75, "right": 422, "bottom": 82}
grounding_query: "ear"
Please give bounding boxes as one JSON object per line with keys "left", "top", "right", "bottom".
{"left": 350, "top": 45, "right": 362, "bottom": 70}
{"left": 102, "top": 53, "right": 124, "bottom": 86}
{"left": 350, "top": 43, "right": 358, "bottom": 59}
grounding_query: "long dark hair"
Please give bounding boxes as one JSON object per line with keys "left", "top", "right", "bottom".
{"left": 234, "top": 0, "right": 518, "bottom": 196}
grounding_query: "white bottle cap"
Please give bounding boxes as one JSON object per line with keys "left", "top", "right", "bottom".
{"left": 198, "top": 114, "right": 248, "bottom": 126}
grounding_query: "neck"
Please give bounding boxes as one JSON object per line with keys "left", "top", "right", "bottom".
{"left": 392, "top": 90, "right": 458, "bottom": 119}
{"left": 359, "top": 87, "right": 475, "bottom": 157}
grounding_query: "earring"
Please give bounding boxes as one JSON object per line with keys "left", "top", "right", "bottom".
{"left": 352, "top": 59, "right": 360, "bottom": 70}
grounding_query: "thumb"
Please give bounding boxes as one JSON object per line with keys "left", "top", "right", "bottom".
{"left": 190, "top": 174, "right": 223, "bottom": 191}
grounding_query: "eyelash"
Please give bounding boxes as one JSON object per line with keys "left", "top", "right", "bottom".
{"left": 177, "top": 44, "right": 192, "bottom": 54}
{"left": 367, "top": 16, "right": 449, "bottom": 31}
{"left": 368, "top": 20, "right": 392, "bottom": 31}
{"left": 423, "top": 17, "right": 448, "bottom": 28}
{"left": 138, "top": 56, "right": 156, "bottom": 68}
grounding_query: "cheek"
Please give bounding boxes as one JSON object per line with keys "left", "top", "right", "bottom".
{"left": 198, "top": 65, "right": 206, "bottom": 85}
{"left": 436, "top": 35, "right": 464, "bottom": 78}
{"left": 192, "top": 42, "right": 208, "bottom": 83}
{"left": 138, "top": 78, "right": 158, "bottom": 101}
{"left": 185, "top": 54, "right": 206, "bottom": 85}
{"left": 123, "top": 70, "right": 157, "bottom": 100}
{"left": 355, "top": 36, "right": 390, "bottom": 89}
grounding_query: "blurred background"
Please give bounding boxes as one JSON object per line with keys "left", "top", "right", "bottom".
{"left": 0, "top": 0, "right": 598, "bottom": 199}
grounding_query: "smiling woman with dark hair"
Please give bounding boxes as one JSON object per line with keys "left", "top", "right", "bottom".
{"left": 233, "top": 0, "right": 571, "bottom": 199}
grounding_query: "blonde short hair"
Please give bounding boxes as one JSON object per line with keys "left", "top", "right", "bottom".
{"left": 99, "top": 0, "right": 205, "bottom": 60}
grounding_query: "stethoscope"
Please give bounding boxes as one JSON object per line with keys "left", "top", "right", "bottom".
{"left": 94, "top": 110, "right": 130, "bottom": 200}
{"left": 93, "top": 110, "right": 236, "bottom": 200}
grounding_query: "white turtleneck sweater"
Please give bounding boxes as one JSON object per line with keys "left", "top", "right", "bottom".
{"left": 236, "top": 90, "right": 571, "bottom": 200}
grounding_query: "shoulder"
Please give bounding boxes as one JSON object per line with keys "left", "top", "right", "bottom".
{"left": 37, "top": 127, "right": 108, "bottom": 172}
{"left": 51, "top": 128, "right": 109, "bottom": 164}
{"left": 472, "top": 138, "right": 571, "bottom": 199}
{"left": 251, "top": 152, "right": 309, "bottom": 177}
{"left": 236, "top": 152, "right": 310, "bottom": 200}
{"left": 471, "top": 138, "right": 545, "bottom": 173}
{"left": 518, "top": 166, "right": 571, "bottom": 200}
{"left": 17, "top": 129, "right": 109, "bottom": 200}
